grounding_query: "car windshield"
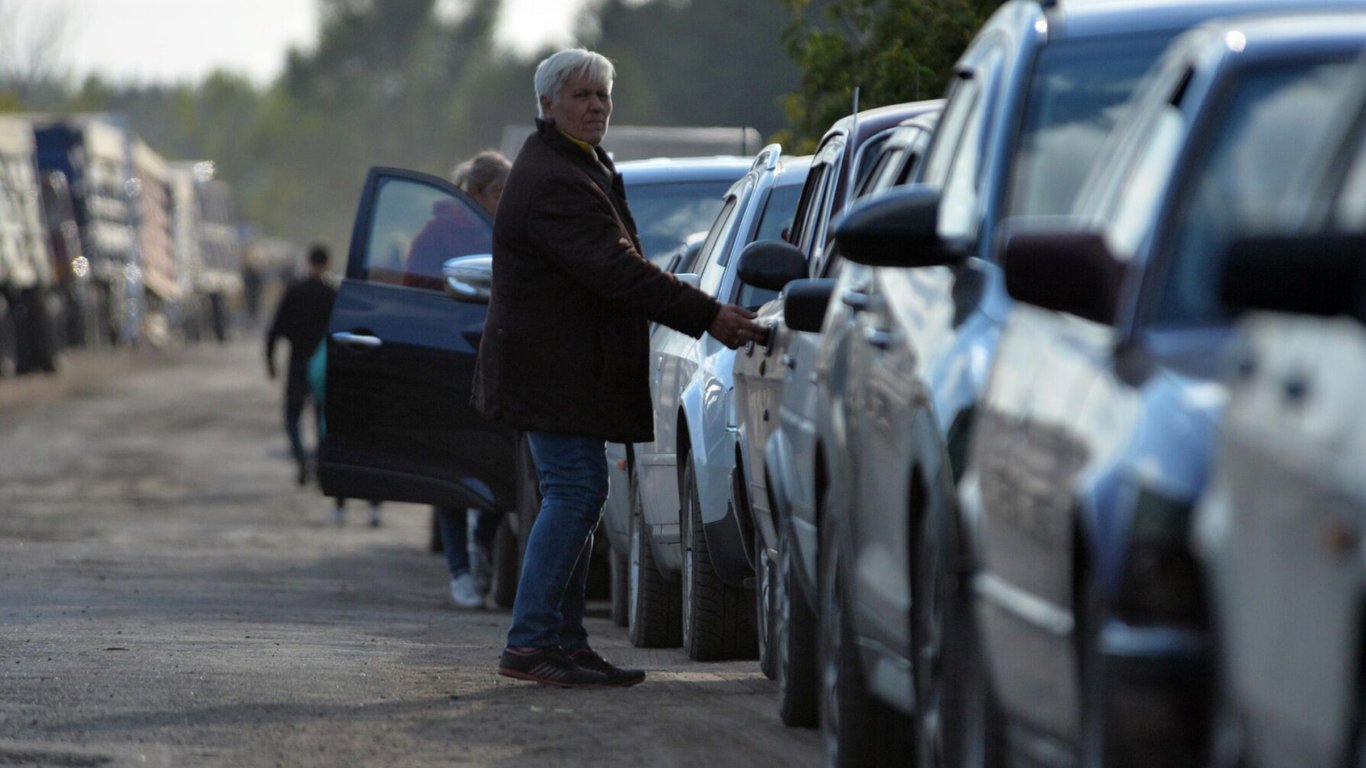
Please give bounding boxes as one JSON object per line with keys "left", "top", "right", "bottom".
{"left": 1152, "top": 58, "right": 1358, "bottom": 326}
{"left": 1006, "top": 33, "right": 1171, "bottom": 217}
{"left": 627, "top": 180, "right": 734, "bottom": 268}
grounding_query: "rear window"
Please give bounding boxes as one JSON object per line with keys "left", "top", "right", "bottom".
{"left": 626, "top": 180, "right": 733, "bottom": 268}
{"left": 1007, "top": 33, "right": 1171, "bottom": 218}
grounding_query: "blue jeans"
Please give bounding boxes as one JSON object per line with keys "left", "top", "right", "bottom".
{"left": 506, "top": 431, "right": 607, "bottom": 651}
{"left": 436, "top": 507, "right": 498, "bottom": 577}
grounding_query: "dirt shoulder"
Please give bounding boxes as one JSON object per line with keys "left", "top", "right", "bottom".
{"left": 0, "top": 339, "right": 819, "bottom": 767}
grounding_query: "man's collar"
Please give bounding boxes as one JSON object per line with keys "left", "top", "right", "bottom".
{"left": 537, "top": 118, "right": 608, "bottom": 165}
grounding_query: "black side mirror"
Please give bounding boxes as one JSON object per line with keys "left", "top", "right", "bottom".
{"left": 1001, "top": 228, "right": 1123, "bottom": 325}
{"left": 834, "top": 185, "right": 957, "bottom": 268}
{"left": 1220, "top": 233, "right": 1366, "bottom": 320}
{"left": 783, "top": 278, "right": 836, "bottom": 333}
{"left": 738, "top": 239, "right": 807, "bottom": 292}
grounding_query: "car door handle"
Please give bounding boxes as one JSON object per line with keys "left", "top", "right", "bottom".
{"left": 841, "top": 289, "right": 871, "bottom": 312}
{"left": 863, "top": 327, "right": 894, "bottom": 350}
{"left": 333, "top": 331, "right": 382, "bottom": 349}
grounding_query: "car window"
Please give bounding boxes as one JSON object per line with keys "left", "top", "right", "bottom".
{"left": 754, "top": 181, "right": 804, "bottom": 244}
{"left": 735, "top": 181, "right": 805, "bottom": 309}
{"left": 923, "top": 76, "right": 980, "bottom": 188}
{"left": 1151, "top": 58, "right": 1358, "bottom": 326}
{"left": 628, "top": 180, "right": 733, "bottom": 268}
{"left": 1335, "top": 126, "right": 1366, "bottom": 231}
{"left": 1106, "top": 106, "right": 1185, "bottom": 262}
{"left": 850, "top": 133, "right": 891, "bottom": 199}
{"left": 931, "top": 48, "right": 1002, "bottom": 243}
{"left": 1007, "top": 33, "right": 1170, "bottom": 218}
{"left": 697, "top": 195, "right": 742, "bottom": 297}
{"left": 790, "top": 139, "right": 842, "bottom": 253}
{"left": 857, "top": 145, "right": 905, "bottom": 198}
{"left": 363, "top": 176, "right": 490, "bottom": 290}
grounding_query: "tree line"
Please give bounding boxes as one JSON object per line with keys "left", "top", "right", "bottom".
{"left": 0, "top": 0, "right": 998, "bottom": 254}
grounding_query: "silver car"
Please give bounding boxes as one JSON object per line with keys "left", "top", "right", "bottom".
{"left": 624, "top": 146, "right": 810, "bottom": 653}
{"left": 1196, "top": 64, "right": 1366, "bottom": 768}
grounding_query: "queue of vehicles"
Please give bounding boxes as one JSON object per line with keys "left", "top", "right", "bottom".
{"left": 318, "top": 2, "right": 1366, "bottom": 765}
{"left": 0, "top": 111, "right": 247, "bottom": 375}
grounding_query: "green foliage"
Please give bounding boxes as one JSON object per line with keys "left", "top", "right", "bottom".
{"left": 777, "top": 0, "right": 1001, "bottom": 151}
{"left": 590, "top": 0, "right": 799, "bottom": 138}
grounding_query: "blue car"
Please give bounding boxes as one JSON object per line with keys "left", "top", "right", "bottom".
{"left": 958, "top": 10, "right": 1366, "bottom": 766}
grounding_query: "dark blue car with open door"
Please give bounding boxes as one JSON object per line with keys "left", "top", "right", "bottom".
{"left": 318, "top": 165, "right": 517, "bottom": 547}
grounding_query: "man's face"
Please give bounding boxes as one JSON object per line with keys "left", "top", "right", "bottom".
{"left": 542, "top": 71, "right": 612, "bottom": 147}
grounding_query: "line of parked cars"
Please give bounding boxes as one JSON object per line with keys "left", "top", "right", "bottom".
{"left": 322, "top": 1, "right": 1366, "bottom": 766}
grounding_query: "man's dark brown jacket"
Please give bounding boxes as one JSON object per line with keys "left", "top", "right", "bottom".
{"left": 470, "top": 120, "right": 720, "bottom": 443}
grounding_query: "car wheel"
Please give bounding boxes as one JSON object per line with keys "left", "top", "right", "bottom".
{"left": 0, "top": 300, "right": 18, "bottom": 378}
{"left": 757, "top": 530, "right": 778, "bottom": 680}
{"left": 681, "top": 451, "right": 757, "bottom": 661}
{"left": 912, "top": 505, "right": 954, "bottom": 768}
{"left": 941, "top": 562, "right": 1005, "bottom": 768}
{"left": 820, "top": 514, "right": 912, "bottom": 766}
{"left": 1078, "top": 557, "right": 1116, "bottom": 768}
{"left": 627, "top": 473, "right": 681, "bottom": 648}
{"left": 428, "top": 508, "right": 444, "bottom": 553}
{"left": 609, "top": 544, "right": 629, "bottom": 627}
{"left": 489, "top": 513, "right": 519, "bottom": 609}
{"left": 776, "top": 515, "right": 819, "bottom": 727}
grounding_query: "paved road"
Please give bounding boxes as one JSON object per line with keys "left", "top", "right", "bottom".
{"left": 0, "top": 339, "right": 819, "bottom": 768}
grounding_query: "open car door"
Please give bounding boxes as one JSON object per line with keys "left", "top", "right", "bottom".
{"left": 318, "top": 166, "right": 515, "bottom": 513}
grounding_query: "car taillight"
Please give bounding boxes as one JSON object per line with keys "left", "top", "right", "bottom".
{"left": 1111, "top": 488, "right": 1208, "bottom": 629}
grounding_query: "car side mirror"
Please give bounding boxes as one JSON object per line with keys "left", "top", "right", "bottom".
{"left": 675, "top": 272, "right": 701, "bottom": 290}
{"left": 783, "top": 278, "right": 836, "bottom": 333}
{"left": 1001, "top": 228, "right": 1123, "bottom": 325}
{"left": 738, "top": 239, "right": 806, "bottom": 292}
{"left": 444, "top": 254, "right": 493, "bottom": 303}
{"left": 1220, "top": 233, "right": 1366, "bottom": 321}
{"left": 834, "top": 185, "right": 958, "bottom": 268}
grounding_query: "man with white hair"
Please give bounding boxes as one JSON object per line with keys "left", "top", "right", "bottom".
{"left": 472, "top": 48, "right": 764, "bottom": 688}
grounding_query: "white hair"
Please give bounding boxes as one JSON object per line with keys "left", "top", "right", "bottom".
{"left": 534, "top": 48, "right": 615, "bottom": 118}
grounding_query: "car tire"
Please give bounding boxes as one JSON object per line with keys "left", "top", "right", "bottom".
{"left": 0, "top": 299, "right": 18, "bottom": 378}
{"left": 627, "top": 472, "right": 681, "bottom": 648}
{"left": 513, "top": 432, "right": 540, "bottom": 569}
{"left": 912, "top": 504, "right": 957, "bottom": 768}
{"left": 681, "top": 451, "right": 757, "bottom": 661}
{"left": 491, "top": 433, "right": 538, "bottom": 610}
{"left": 609, "top": 544, "right": 629, "bottom": 627}
{"left": 941, "top": 557, "right": 1005, "bottom": 768}
{"left": 776, "top": 515, "right": 819, "bottom": 727}
{"left": 819, "top": 515, "right": 913, "bottom": 766}
{"left": 428, "top": 508, "right": 444, "bottom": 553}
{"left": 757, "top": 530, "right": 778, "bottom": 680}
{"left": 1078, "top": 555, "right": 1116, "bottom": 768}
{"left": 489, "top": 513, "right": 519, "bottom": 609}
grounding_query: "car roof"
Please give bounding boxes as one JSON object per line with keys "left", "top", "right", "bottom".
{"left": 1048, "top": 0, "right": 1366, "bottom": 40}
{"left": 824, "top": 100, "right": 941, "bottom": 149}
{"left": 616, "top": 155, "right": 754, "bottom": 185}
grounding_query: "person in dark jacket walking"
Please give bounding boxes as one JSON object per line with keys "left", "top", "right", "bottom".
{"left": 265, "top": 243, "right": 337, "bottom": 486}
{"left": 472, "top": 48, "right": 765, "bottom": 688}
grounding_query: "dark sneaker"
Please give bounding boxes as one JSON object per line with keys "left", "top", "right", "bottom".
{"left": 569, "top": 648, "right": 646, "bottom": 687}
{"left": 498, "top": 647, "right": 609, "bottom": 688}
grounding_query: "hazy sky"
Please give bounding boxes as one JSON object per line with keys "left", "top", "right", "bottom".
{"left": 25, "top": 0, "right": 589, "bottom": 87}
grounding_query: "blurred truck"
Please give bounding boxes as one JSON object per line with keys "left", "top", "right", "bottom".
{"left": 169, "top": 161, "right": 243, "bottom": 342}
{"left": 0, "top": 114, "right": 60, "bottom": 375}
{"left": 34, "top": 115, "right": 142, "bottom": 348}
